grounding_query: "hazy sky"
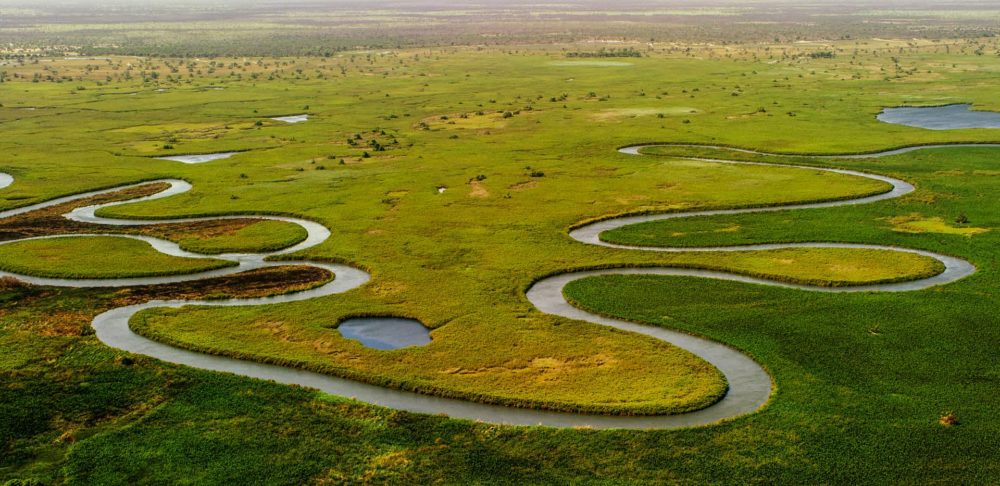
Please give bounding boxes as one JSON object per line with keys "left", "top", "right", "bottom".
{"left": 0, "top": 0, "right": 978, "bottom": 5}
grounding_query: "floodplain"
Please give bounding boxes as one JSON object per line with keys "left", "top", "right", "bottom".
{"left": 1, "top": 3, "right": 999, "bottom": 483}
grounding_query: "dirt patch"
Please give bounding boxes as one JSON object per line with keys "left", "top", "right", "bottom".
{"left": 469, "top": 181, "right": 489, "bottom": 198}
{"left": 366, "top": 279, "right": 408, "bottom": 298}
{"left": 508, "top": 180, "right": 538, "bottom": 191}
{"left": 116, "top": 265, "right": 333, "bottom": 304}
{"left": 0, "top": 266, "right": 332, "bottom": 337}
{"left": 591, "top": 107, "right": 699, "bottom": 122}
{"left": 441, "top": 354, "right": 617, "bottom": 384}
{"left": 0, "top": 183, "right": 283, "bottom": 245}
{"left": 614, "top": 194, "right": 650, "bottom": 204}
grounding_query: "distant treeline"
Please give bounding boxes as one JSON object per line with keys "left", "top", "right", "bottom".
{"left": 566, "top": 48, "right": 643, "bottom": 58}
{"left": 1, "top": 16, "right": 998, "bottom": 59}
{"left": 808, "top": 51, "right": 835, "bottom": 59}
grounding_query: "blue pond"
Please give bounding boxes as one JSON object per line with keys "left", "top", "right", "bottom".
{"left": 337, "top": 317, "right": 431, "bottom": 350}
{"left": 155, "top": 152, "right": 237, "bottom": 164}
{"left": 877, "top": 103, "right": 1000, "bottom": 130}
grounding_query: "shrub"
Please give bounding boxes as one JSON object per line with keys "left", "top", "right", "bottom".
{"left": 0, "top": 276, "right": 25, "bottom": 290}
{"left": 939, "top": 412, "right": 959, "bottom": 427}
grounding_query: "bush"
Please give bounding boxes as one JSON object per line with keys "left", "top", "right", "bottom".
{"left": 939, "top": 412, "right": 959, "bottom": 427}
{"left": 0, "top": 276, "right": 25, "bottom": 290}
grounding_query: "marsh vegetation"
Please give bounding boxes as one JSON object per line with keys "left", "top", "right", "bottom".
{"left": 1, "top": 1, "right": 999, "bottom": 483}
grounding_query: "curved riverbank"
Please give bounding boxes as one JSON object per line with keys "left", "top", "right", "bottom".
{"left": 519, "top": 144, "right": 976, "bottom": 427}
{"left": 618, "top": 142, "right": 1000, "bottom": 159}
{"left": 0, "top": 142, "right": 977, "bottom": 429}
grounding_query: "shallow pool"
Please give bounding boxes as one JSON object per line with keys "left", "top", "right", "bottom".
{"left": 155, "top": 152, "right": 238, "bottom": 164}
{"left": 272, "top": 114, "right": 309, "bottom": 123}
{"left": 337, "top": 317, "right": 431, "bottom": 350}
{"left": 877, "top": 104, "right": 1000, "bottom": 130}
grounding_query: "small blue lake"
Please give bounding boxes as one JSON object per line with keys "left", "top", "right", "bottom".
{"left": 271, "top": 114, "right": 309, "bottom": 123}
{"left": 877, "top": 104, "right": 1000, "bottom": 130}
{"left": 155, "top": 152, "right": 237, "bottom": 164}
{"left": 337, "top": 317, "right": 431, "bottom": 350}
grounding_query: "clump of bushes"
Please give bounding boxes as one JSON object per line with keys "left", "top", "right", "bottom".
{"left": 0, "top": 276, "right": 25, "bottom": 290}
{"left": 939, "top": 412, "right": 959, "bottom": 427}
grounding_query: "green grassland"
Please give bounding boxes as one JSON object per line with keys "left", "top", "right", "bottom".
{"left": 0, "top": 236, "right": 235, "bottom": 278}
{"left": 170, "top": 219, "right": 308, "bottom": 254}
{"left": 0, "top": 41, "right": 998, "bottom": 483}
